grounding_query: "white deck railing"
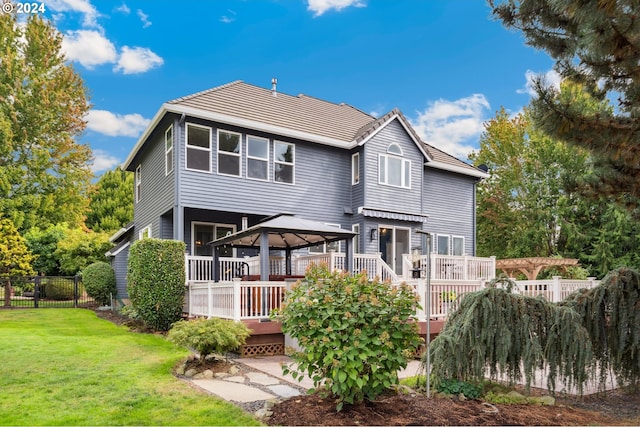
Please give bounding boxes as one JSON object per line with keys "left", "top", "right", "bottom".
{"left": 512, "top": 276, "right": 600, "bottom": 301}
{"left": 402, "top": 254, "right": 496, "bottom": 281}
{"left": 184, "top": 276, "right": 602, "bottom": 321}
{"left": 185, "top": 252, "right": 400, "bottom": 283}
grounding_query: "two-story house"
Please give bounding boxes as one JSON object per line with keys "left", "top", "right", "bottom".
{"left": 108, "top": 80, "right": 489, "bottom": 298}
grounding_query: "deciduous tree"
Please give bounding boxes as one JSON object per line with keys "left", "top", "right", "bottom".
{"left": 0, "top": 13, "right": 92, "bottom": 232}
{"left": 0, "top": 217, "right": 35, "bottom": 306}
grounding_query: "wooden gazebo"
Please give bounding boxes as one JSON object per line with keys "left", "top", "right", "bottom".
{"left": 495, "top": 257, "right": 579, "bottom": 280}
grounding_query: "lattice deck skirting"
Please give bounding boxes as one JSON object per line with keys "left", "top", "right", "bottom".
{"left": 241, "top": 342, "right": 285, "bottom": 357}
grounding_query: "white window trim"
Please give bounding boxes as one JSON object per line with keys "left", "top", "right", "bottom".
{"left": 217, "top": 129, "right": 242, "bottom": 177}
{"left": 274, "top": 140, "right": 295, "bottom": 185}
{"left": 435, "top": 234, "right": 465, "bottom": 256}
{"left": 378, "top": 153, "right": 411, "bottom": 189}
{"left": 352, "top": 152, "right": 360, "bottom": 185}
{"left": 352, "top": 224, "right": 360, "bottom": 254}
{"left": 139, "top": 224, "right": 151, "bottom": 240}
{"left": 191, "top": 221, "right": 237, "bottom": 257}
{"left": 165, "top": 125, "right": 174, "bottom": 175}
{"left": 135, "top": 165, "right": 141, "bottom": 203}
{"left": 246, "top": 134, "right": 270, "bottom": 182}
{"left": 185, "top": 122, "right": 212, "bottom": 173}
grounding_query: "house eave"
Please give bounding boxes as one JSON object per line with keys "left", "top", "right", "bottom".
{"left": 357, "top": 113, "right": 432, "bottom": 161}
{"left": 425, "top": 160, "right": 490, "bottom": 179}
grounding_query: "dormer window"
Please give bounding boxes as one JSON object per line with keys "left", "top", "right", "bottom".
{"left": 379, "top": 143, "right": 411, "bottom": 188}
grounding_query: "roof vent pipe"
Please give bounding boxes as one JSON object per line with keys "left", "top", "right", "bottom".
{"left": 271, "top": 77, "right": 277, "bottom": 97}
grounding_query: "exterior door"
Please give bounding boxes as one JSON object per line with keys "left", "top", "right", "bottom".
{"left": 379, "top": 226, "right": 410, "bottom": 274}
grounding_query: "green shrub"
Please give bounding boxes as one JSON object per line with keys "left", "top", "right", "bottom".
{"left": 272, "top": 264, "right": 422, "bottom": 411}
{"left": 82, "top": 261, "right": 117, "bottom": 306}
{"left": 436, "top": 378, "right": 482, "bottom": 399}
{"left": 42, "top": 278, "right": 77, "bottom": 300}
{"left": 167, "top": 318, "right": 251, "bottom": 359}
{"left": 127, "top": 238, "right": 185, "bottom": 331}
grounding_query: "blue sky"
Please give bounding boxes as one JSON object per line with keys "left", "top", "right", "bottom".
{"left": 35, "top": 0, "right": 558, "bottom": 174}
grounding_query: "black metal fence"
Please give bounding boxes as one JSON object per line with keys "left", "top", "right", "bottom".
{"left": 0, "top": 276, "right": 95, "bottom": 308}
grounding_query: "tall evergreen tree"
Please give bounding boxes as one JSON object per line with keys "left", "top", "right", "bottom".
{"left": 86, "top": 168, "right": 134, "bottom": 233}
{"left": 0, "top": 13, "right": 92, "bottom": 232}
{"left": 489, "top": 0, "right": 640, "bottom": 202}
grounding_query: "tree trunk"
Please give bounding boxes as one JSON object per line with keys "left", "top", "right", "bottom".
{"left": 4, "top": 280, "right": 11, "bottom": 307}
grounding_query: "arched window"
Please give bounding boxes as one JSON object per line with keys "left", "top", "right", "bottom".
{"left": 379, "top": 143, "right": 411, "bottom": 188}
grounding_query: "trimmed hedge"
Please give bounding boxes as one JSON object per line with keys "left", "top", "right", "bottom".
{"left": 82, "top": 261, "right": 117, "bottom": 306}
{"left": 127, "top": 238, "right": 185, "bottom": 331}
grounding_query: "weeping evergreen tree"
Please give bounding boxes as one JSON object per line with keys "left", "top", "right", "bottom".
{"left": 561, "top": 267, "right": 640, "bottom": 389}
{"left": 427, "top": 280, "right": 594, "bottom": 395}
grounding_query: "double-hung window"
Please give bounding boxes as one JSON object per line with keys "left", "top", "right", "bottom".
{"left": 165, "top": 125, "right": 173, "bottom": 175}
{"left": 247, "top": 135, "right": 269, "bottom": 181}
{"left": 135, "top": 165, "right": 141, "bottom": 202}
{"left": 186, "top": 123, "right": 211, "bottom": 172}
{"left": 274, "top": 141, "right": 294, "bottom": 184}
{"left": 436, "top": 235, "right": 464, "bottom": 256}
{"left": 139, "top": 224, "right": 151, "bottom": 240}
{"left": 379, "top": 143, "right": 410, "bottom": 188}
{"left": 217, "top": 130, "right": 241, "bottom": 176}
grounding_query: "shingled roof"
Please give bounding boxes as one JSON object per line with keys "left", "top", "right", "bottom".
{"left": 167, "top": 80, "right": 375, "bottom": 143}
{"left": 124, "top": 80, "right": 488, "bottom": 178}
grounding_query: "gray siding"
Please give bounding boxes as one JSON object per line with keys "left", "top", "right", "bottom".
{"left": 363, "top": 120, "right": 423, "bottom": 213}
{"left": 177, "top": 118, "right": 352, "bottom": 229}
{"left": 111, "top": 244, "right": 130, "bottom": 299}
{"left": 423, "top": 168, "right": 477, "bottom": 255}
{"left": 132, "top": 115, "right": 177, "bottom": 241}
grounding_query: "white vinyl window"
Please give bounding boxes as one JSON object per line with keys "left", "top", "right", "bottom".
{"left": 379, "top": 143, "right": 410, "bottom": 188}
{"left": 165, "top": 125, "right": 173, "bottom": 175}
{"left": 274, "top": 141, "right": 294, "bottom": 184}
{"left": 217, "top": 130, "right": 241, "bottom": 176}
{"left": 247, "top": 135, "right": 269, "bottom": 181}
{"left": 135, "top": 165, "right": 141, "bottom": 202}
{"left": 192, "top": 222, "right": 236, "bottom": 257}
{"left": 139, "top": 224, "right": 151, "bottom": 240}
{"left": 309, "top": 223, "right": 341, "bottom": 253}
{"left": 436, "top": 234, "right": 464, "bottom": 256}
{"left": 352, "top": 152, "right": 360, "bottom": 185}
{"left": 186, "top": 123, "right": 211, "bottom": 172}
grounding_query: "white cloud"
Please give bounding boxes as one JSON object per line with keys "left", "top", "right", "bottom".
{"left": 410, "top": 94, "right": 491, "bottom": 160}
{"left": 114, "top": 46, "right": 163, "bottom": 74}
{"left": 115, "top": 3, "right": 130, "bottom": 14}
{"left": 136, "top": 9, "right": 152, "bottom": 28}
{"left": 518, "top": 69, "right": 561, "bottom": 97}
{"left": 61, "top": 29, "right": 117, "bottom": 69}
{"left": 86, "top": 109, "right": 150, "bottom": 137}
{"left": 91, "top": 149, "right": 121, "bottom": 173}
{"left": 44, "top": 0, "right": 100, "bottom": 27}
{"left": 307, "top": 0, "right": 365, "bottom": 16}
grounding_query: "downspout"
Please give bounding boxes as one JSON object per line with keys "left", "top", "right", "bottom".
{"left": 175, "top": 114, "right": 185, "bottom": 244}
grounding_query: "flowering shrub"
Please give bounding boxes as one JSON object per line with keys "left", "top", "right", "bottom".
{"left": 272, "top": 264, "right": 422, "bottom": 411}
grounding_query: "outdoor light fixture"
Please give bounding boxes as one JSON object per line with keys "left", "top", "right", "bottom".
{"left": 370, "top": 228, "right": 378, "bottom": 241}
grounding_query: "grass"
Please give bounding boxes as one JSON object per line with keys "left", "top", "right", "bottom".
{"left": 0, "top": 309, "right": 261, "bottom": 426}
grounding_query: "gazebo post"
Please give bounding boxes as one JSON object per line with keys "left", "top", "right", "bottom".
{"left": 213, "top": 246, "right": 220, "bottom": 282}
{"left": 260, "top": 230, "right": 269, "bottom": 281}
{"left": 285, "top": 248, "right": 292, "bottom": 276}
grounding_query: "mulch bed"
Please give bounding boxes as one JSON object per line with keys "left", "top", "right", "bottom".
{"left": 92, "top": 307, "right": 640, "bottom": 426}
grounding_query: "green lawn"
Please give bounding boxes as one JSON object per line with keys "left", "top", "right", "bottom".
{"left": 0, "top": 309, "right": 261, "bottom": 426}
